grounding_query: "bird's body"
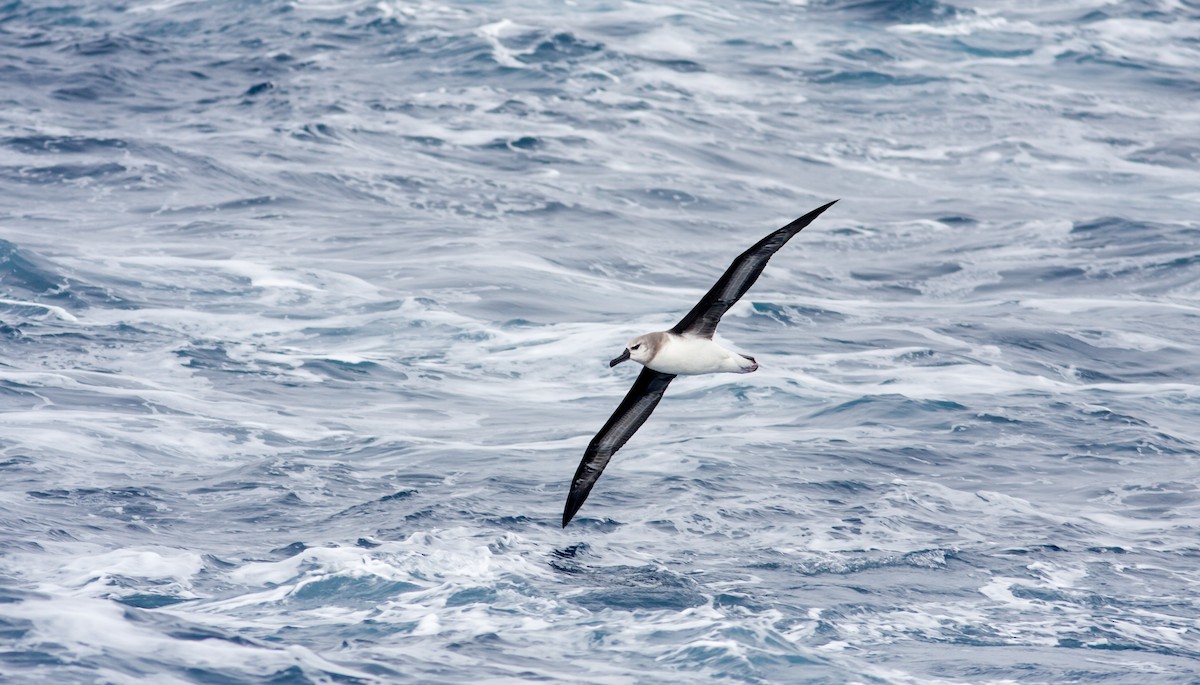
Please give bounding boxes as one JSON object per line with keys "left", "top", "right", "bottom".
{"left": 562, "top": 200, "right": 838, "bottom": 527}
{"left": 639, "top": 332, "right": 757, "bottom": 376}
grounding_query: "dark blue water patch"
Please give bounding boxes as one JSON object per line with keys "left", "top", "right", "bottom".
{"left": 641, "top": 56, "right": 706, "bottom": 73}
{"left": 814, "top": 0, "right": 961, "bottom": 22}
{"left": 972, "top": 264, "right": 1086, "bottom": 291}
{"left": 300, "top": 358, "right": 408, "bottom": 383}
{"left": 2, "top": 160, "right": 128, "bottom": 183}
{"left": 189, "top": 477, "right": 275, "bottom": 498}
{"left": 711, "top": 591, "right": 773, "bottom": 616}
{"left": 516, "top": 31, "right": 605, "bottom": 65}
{"left": 0, "top": 454, "right": 34, "bottom": 469}
{"left": 1064, "top": 434, "right": 1197, "bottom": 465}
{"left": 1077, "top": 9, "right": 1113, "bottom": 22}
{"left": 277, "top": 170, "right": 395, "bottom": 205}
{"left": 483, "top": 135, "right": 542, "bottom": 151}
{"left": 1053, "top": 49, "right": 1200, "bottom": 95}
{"left": 1143, "top": 73, "right": 1200, "bottom": 96}
{"left": 784, "top": 479, "right": 879, "bottom": 506}
{"left": 0, "top": 615, "right": 32, "bottom": 642}
{"left": 468, "top": 138, "right": 588, "bottom": 171}
{"left": 178, "top": 666, "right": 258, "bottom": 685}
{"left": 1052, "top": 402, "right": 1151, "bottom": 428}
{"left": 25, "top": 486, "right": 179, "bottom": 526}
{"left": 445, "top": 586, "right": 498, "bottom": 607}
{"left": 997, "top": 543, "right": 1070, "bottom": 556}
{"left": 953, "top": 38, "right": 1035, "bottom": 59}
{"left": 552, "top": 513, "right": 622, "bottom": 534}
{"left": 115, "top": 593, "right": 191, "bottom": 609}
{"left": 975, "top": 412, "right": 1023, "bottom": 425}
{"left": 1055, "top": 49, "right": 1150, "bottom": 71}
{"left": 289, "top": 122, "right": 340, "bottom": 143}
{"left": 0, "top": 648, "right": 70, "bottom": 668}
{"left": 988, "top": 329, "right": 1192, "bottom": 383}
{"left": 851, "top": 261, "right": 961, "bottom": 282}
{"left": 569, "top": 565, "right": 707, "bottom": 612}
{"left": 123, "top": 608, "right": 260, "bottom": 649}
{"left": 0, "top": 323, "right": 22, "bottom": 341}
{"left": 1056, "top": 625, "right": 1197, "bottom": 658}
{"left": 229, "top": 491, "right": 323, "bottom": 527}
{"left": 420, "top": 33, "right": 527, "bottom": 77}
{"left": 66, "top": 33, "right": 164, "bottom": 57}
{"left": 828, "top": 444, "right": 944, "bottom": 478}
{"left": 48, "top": 65, "right": 139, "bottom": 103}
{"left": 1115, "top": 482, "right": 1199, "bottom": 510}
{"left": 177, "top": 343, "right": 371, "bottom": 388}
{"left": 937, "top": 215, "right": 976, "bottom": 225}
{"left": 0, "top": 240, "right": 72, "bottom": 295}
{"left": 0, "top": 3, "right": 107, "bottom": 30}
{"left": 287, "top": 575, "right": 421, "bottom": 605}
{"left": 271, "top": 541, "right": 310, "bottom": 558}
{"left": 552, "top": 542, "right": 590, "bottom": 561}
{"left": 0, "top": 575, "right": 40, "bottom": 604}
{"left": 809, "top": 69, "right": 943, "bottom": 87}
{"left": 0, "top": 240, "right": 133, "bottom": 309}
{"left": 1135, "top": 251, "right": 1200, "bottom": 273}
{"left": 751, "top": 302, "right": 845, "bottom": 326}
{"left": 4, "top": 375, "right": 189, "bottom": 415}
{"left": 481, "top": 514, "right": 544, "bottom": 531}
{"left": 244, "top": 80, "right": 275, "bottom": 96}
{"left": 1047, "top": 423, "right": 1196, "bottom": 464}
{"left": 602, "top": 186, "right": 712, "bottom": 211}
{"left": 203, "top": 41, "right": 304, "bottom": 84}
{"left": 810, "top": 394, "right": 968, "bottom": 427}
{"left": 1009, "top": 580, "right": 1132, "bottom": 611}
{"left": 356, "top": 14, "right": 408, "bottom": 36}
{"left": 1064, "top": 109, "right": 1118, "bottom": 125}
{"left": 265, "top": 663, "right": 377, "bottom": 685}
{"left": 837, "top": 47, "right": 896, "bottom": 63}
{"left": 1069, "top": 215, "right": 1188, "bottom": 251}
{"left": 1, "top": 134, "right": 129, "bottom": 155}
{"left": 330, "top": 489, "right": 421, "bottom": 521}
{"left": 176, "top": 345, "right": 257, "bottom": 374}
{"left": 502, "top": 200, "right": 622, "bottom": 224}
{"left": 373, "top": 490, "right": 418, "bottom": 504}
{"left": 893, "top": 348, "right": 940, "bottom": 365}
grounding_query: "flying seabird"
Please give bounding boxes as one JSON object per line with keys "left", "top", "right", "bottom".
{"left": 562, "top": 200, "right": 838, "bottom": 527}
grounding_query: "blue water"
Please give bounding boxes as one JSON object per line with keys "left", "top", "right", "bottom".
{"left": 2, "top": 0, "right": 1199, "bottom": 682}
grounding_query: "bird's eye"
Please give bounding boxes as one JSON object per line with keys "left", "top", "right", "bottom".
{"left": 631, "top": 344, "right": 641, "bottom": 350}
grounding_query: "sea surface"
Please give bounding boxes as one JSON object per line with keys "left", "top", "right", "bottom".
{"left": 2, "top": 0, "right": 1199, "bottom": 683}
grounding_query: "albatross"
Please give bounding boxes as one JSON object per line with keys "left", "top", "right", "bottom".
{"left": 562, "top": 200, "right": 838, "bottom": 527}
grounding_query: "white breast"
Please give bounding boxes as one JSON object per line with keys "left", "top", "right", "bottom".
{"left": 645, "top": 334, "right": 753, "bottom": 375}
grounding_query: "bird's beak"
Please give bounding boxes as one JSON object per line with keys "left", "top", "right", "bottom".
{"left": 609, "top": 348, "right": 631, "bottom": 367}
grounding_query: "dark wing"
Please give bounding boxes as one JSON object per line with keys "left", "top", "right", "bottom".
{"left": 562, "top": 367, "right": 676, "bottom": 527}
{"left": 670, "top": 200, "right": 838, "bottom": 339}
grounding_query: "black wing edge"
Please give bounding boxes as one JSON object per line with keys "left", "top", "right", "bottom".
{"left": 670, "top": 199, "right": 839, "bottom": 337}
{"left": 562, "top": 367, "right": 676, "bottom": 527}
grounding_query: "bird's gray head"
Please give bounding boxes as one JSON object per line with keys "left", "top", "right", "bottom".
{"left": 610, "top": 332, "right": 661, "bottom": 368}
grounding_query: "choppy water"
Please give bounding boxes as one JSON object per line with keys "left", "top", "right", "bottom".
{"left": 2, "top": 0, "right": 1199, "bottom": 682}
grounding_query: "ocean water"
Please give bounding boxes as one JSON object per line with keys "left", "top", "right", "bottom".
{"left": 2, "top": 0, "right": 1199, "bottom": 682}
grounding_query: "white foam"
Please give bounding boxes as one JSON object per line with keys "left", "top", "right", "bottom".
{"left": 0, "top": 297, "right": 78, "bottom": 321}
{"left": 0, "top": 596, "right": 377, "bottom": 680}
{"left": 477, "top": 19, "right": 526, "bottom": 68}
{"left": 890, "top": 14, "right": 1037, "bottom": 37}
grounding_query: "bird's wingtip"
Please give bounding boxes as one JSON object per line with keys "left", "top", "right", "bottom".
{"left": 562, "top": 492, "right": 581, "bottom": 528}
